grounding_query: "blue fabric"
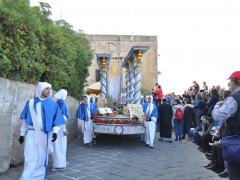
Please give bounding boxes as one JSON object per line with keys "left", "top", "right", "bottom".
{"left": 174, "top": 119, "right": 183, "bottom": 140}
{"left": 207, "top": 94, "right": 219, "bottom": 115}
{"left": 194, "top": 99, "right": 204, "bottom": 116}
{"left": 214, "top": 118, "right": 222, "bottom": 128}
{"left": 56, "top": 99, "right": 70, "bottom": 119}
{"left": 20, "top": 97, "right": 65, "bottom": 133}
{"left": 147, "top": 104, "right": 158, "bottom": 120}
{"left": 221, "top": 135, "right": 240, "bottom": 163}
{"left": 166, "top": 96, "right": 173, "bottom": 105}
{"left": 142, "top": 102, "right": 148, "bottom": 113}
{"left": 90, "top": 102, "right": 97, "bottom": 118}
{"left": 76, "top": 103, "right": 90, "bottom": 121}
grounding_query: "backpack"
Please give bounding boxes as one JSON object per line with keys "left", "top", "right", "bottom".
{"left": 175, "top": 108, "right": 184, "bottom": 120}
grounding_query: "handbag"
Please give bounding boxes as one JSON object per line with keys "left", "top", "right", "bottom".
{"left": 221, "top": 135, "right": 240, "bottom": 163}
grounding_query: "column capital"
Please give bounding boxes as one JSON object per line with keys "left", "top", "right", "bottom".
{"left": 122, "top": 46, "right": 149, "bottom": 68}
{"left": 134, "top": 50, "right": 144, "bottom": 68}
{"left": 96, "top": 54, "right": 111, "bottom": 72}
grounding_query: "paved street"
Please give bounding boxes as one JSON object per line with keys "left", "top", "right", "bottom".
{"left": 1, "top": 134, "right": 221, "bottom": 180}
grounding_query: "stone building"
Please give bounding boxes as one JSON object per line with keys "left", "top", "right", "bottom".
{"left": 86, "top": 34, "right": 158, "bottom": 101}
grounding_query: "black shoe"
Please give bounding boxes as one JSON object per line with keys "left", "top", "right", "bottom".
{"left": 206, "top": 155, "right": 212, "bottom": 161}
{"left": 204, "top": 163, "right": 212, "bottom": 168}
{"left": 206, "top": 155, "right": 213, "bottom": 160}
{"left": 206, "top": 156, "right": 212, "bottom": 159}
{"left": 215, "top": 168, "right": 225, "bottom": 174}
{"left": 219, "top": 170, "right": 228, "bottom": 177}
{"left": 207, "top": 165, "right": 218, "bottom": 171}
{"left": 205, "top": 152, "right": 212, "bottom": 156}
{"left": 168, "top": 141, "right": 173, "bottom": 143}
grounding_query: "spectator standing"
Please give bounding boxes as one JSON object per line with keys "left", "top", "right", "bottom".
{"left": 158, "top": 99, "right": 173, "bottom": 143}
{"left": 212, "top": 71, "right": 240, "bottom": 180}
{"left": 172, "top": 99, "right": 184, "bottom": 141}
{"left": 155, "top": 85, "right": 163, "bottom": 106}
{"left": 152, "top": 83, "right": 158, "bottom": 106}
{"left": 183, "top": 99, "right": 195, "bottom": 141}
{"left": 192, "top": 81, "right": 200, "bottom": 93}
{"left": 203, "top": 82, "right": 208, "bottom": 92}
{"left": 194, "top": 94, "right": 205, "bottom": 128}
{"left": 206, "top": 89, "right": 219, "bottom": 116}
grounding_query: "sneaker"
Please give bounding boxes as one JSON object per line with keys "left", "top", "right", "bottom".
{"left": 149, "top": 145, "right": 154, "bottom": 148}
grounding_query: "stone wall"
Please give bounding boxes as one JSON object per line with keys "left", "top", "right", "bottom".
{"left": 0, "top": 77, "right": 79, "bottom": 173}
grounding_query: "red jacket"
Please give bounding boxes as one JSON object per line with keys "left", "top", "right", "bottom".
{"left": 155, "top": 88, "right": 163, "bottom": 100}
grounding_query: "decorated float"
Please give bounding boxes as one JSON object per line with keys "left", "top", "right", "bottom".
{"left": 88, "top": 46, "right": 149, "bottom": 138}
{"left": 92, "top": 105, "right": 146, "bottom": 135}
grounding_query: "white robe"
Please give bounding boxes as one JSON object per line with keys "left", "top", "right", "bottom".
{"left": 80, "top": 119, "right": 95, "bottom": 144}
{"left": 20, "top": 101, "right": 55, "bottom": 180}
{"left": 52, "top": 89, "right": 68, "bottom": 168}
{"left": 52, "top": 118, "right": 67, "bottom": 168}
{"left": 145, "top": 103, "right": 157, "bottom": 146}
{"left": 79, "top": 105, "right": 95, "bottom": 144}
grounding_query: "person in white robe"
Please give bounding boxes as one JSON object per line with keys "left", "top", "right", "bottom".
{"left": 52, "top": 89, "right": 70, "bottom": 171}
{"left": 19, "top": 82, "right": 64, "bottom": 180}
{"left": 145, "top": 96, "right": 159, "bottom": 148}
{"left": 76, "top": 95, "right": 95, "bottom": 145}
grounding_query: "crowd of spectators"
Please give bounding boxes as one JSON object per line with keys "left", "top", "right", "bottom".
{"left": 151, "top": 76, "right": 240, "bottom": 179}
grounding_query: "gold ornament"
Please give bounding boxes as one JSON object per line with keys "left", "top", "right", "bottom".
{"left": 101, "top": 58, "right": 107, "bottom": 71}
{"left": 135, "top": 50, "right": 144, "bottom": 68}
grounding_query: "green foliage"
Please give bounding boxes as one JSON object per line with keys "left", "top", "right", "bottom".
{"left": 0, "top": 0, "right": 93, "bottom": 99}
{"left": 141, "top": 88, "right": 151, "bottom": 96}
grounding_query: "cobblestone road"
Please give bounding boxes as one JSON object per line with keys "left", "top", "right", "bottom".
{"left": 1, "top": 134, "right": 222, "bottom": 180}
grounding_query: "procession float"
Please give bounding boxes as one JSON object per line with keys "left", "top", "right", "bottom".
{"left": 86, "top": 46, "right": 149, "bottom": 138}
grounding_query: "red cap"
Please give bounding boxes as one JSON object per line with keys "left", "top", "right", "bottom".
{"left": 229, "top": 71, "right": 240, "bottom": 80}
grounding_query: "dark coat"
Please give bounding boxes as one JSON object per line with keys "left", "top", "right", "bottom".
{"left": 158, "top": 103, "right": 173, "bottom": 138}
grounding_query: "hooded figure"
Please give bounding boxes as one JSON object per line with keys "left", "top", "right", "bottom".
{"left": 145, "top": 96, "right": 158, "bottom": 148}
{"left": 158, "top": 99, "right": 173, "bottom": 142}
{"left": 52, "top": 89, "right": 70, "bottom": 171}
{"left": 89, "top": 96, "right": 97, "bottom": 118}
{"left": 19, "top": 82, "right": 65, "bottom": 180}
{"left": 76, "top": 95, "right": 95, "bottom": 145}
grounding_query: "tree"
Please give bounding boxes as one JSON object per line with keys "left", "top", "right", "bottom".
{"left": 0, "top": 0, "right": 93, "bottom": 99}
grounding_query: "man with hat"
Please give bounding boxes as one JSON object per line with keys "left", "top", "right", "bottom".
{"left": 212, "top": 71, "right": 240, "bottom": 180}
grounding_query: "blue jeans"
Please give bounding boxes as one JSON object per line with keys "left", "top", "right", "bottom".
{"left": 174, "top": 119, "right": 183, "bottom": 140}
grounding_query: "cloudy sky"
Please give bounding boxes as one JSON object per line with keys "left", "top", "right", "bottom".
{"left": 31, "top": 0, "right": 240, "bottom": 94}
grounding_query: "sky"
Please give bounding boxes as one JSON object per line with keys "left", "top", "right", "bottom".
{"left": 31, "top": 0, "right": 240, "bottom": 94}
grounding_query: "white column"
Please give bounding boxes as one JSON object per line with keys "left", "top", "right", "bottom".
{"left": 128, "top": 61, "right": 135, "bottom": 104}
{"left": 100, "top": 70, "right": 107, "bottom": 98}
{"left": 133, "top": 60, "right": 142, "bottom": 104}
{"left": 125, "top": 67, "right": 129, "bottom": 103}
